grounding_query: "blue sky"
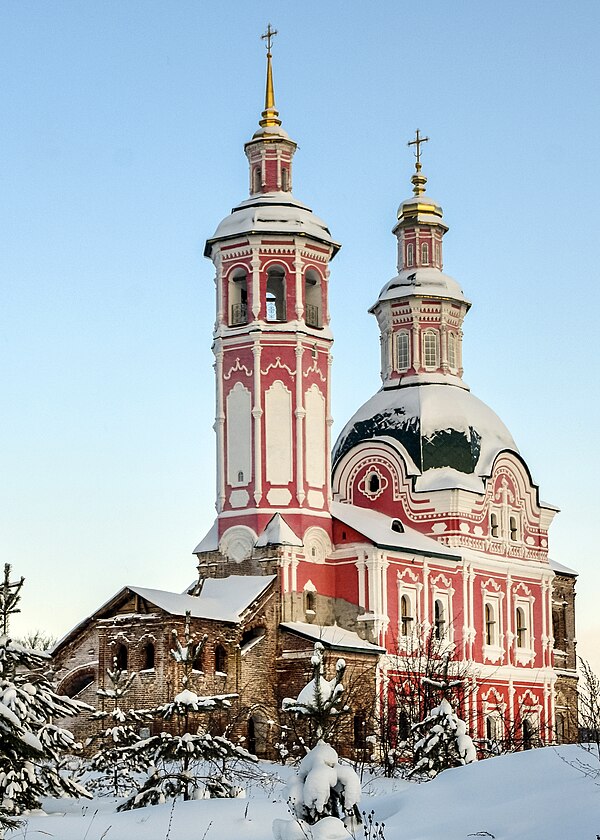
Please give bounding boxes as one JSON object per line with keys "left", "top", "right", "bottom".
{"left": 2, "top": 1, "right": 599, "bottom": 670}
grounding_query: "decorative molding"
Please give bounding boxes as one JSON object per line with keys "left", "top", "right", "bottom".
{"left": 224, "top": 358, "right": 252, "bottom": 379}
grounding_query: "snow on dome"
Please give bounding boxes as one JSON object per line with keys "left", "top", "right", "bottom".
{"left": 333, "top": 383, "right": 518, "bottom": 493}
{"left": 205, "top": 193, "right": 340, "bottom": 257}
{"left": 372, "top": 267, "right": 469, "bottom": 308}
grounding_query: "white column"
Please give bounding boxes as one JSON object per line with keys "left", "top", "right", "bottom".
{"left": 214, "top": 341, "right": 225, "bottom": 512}
{"left": 251, "top": 246, "right": 261, "bottom": 319}
{"left": 252, "top": 341, "right": 263, "bottom": 505}
{"left": 295, "top": 342, "right": 305, "bottom": 505}
{"left": 214, "top": 251, "right": 224, "bottom": 326}
{"left": 294, "top": 247, "right": 303, "bottom": 320}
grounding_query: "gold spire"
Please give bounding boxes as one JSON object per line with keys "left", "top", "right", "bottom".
{"left": 259, "top": 23, "right": 282, "bottom": 128}
{"left": 407, "top": 129, "right": 429, "bottom": 195}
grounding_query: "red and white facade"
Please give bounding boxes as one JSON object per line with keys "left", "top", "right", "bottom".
{"left": 197, "top": 52, "right": 576, "bottom": 747}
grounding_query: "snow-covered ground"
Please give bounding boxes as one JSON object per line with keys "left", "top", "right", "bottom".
{"left": 9, "top": 745, "right": 600, "bottom": 840}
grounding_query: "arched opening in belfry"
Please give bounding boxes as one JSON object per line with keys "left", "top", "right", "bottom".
{"left": 229, "top": 270, "right": 248, "bottom": 326}
{"left": 266, "top": 266, "right": 286, "bottom": 321}
{"left": 304, "top": 270, "right": 321, "bottom": 327}
{"left": 253, "top": 166, "right": 261, "bottom": 194}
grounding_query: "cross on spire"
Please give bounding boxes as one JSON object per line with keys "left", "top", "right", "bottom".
{"left": 261, "top": 23, "right": 278, "bottom": 55}
{"left": 408, "top": 129, "right": 429, "bottom": 169}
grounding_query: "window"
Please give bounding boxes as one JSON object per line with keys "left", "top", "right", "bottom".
{"left": 237, "top": 470, "right": 244, "bottom": 482}
{"left": 143, "top": 642, "right": 155, "bottom": 670}
{"left": 304, "top": 590, "right": 316, "bottom": 613}
{"left": 397, "top": 710, "right": 410, "bottom": 742}
{"left": 230, "top": 271, "right": 248, "bottom": 326}
{"left": 555, "top": 713, "right": 566, "bottom": 744}
{"left": 400, "top": 595, "right": 413, "bottom": 637}
{"left": 115, "top": 643, "right": 128, "bottom": 671}
{"left": 281, "top": 167, "right": 289, "bottom": 191}
{"left": 305, "top": 271, "right": 321, "bottom": 327}
{"left": 490, "top": 512, "right": 499, "bottom": 538}
{"left": 434, "top": 599, "right": 445, "bottom": 640}
{"left": 522, "top": 717, "right": 534, "bottom": 750}
{"left": 253, "top": 166, "right": 261, "bottom": 193}
{"left": 423, "top": 330, "right": 439, "bottom": 369}
{"left": 435, "top": 242, "right": 441, "bottom": 267}
{"left": 448, "top": 332, "right": 456, "bottom": 369}
{"left": 406, "top": 243, "right": 415, "bottom": 267}
{"left": 391, "top": 519, "right": 403, "bottom": 533}
{"left": 516, "top": 607, "right": 527, "bottom": 648}
{"left": 215, "top": 644, "right": 227, "bottom": 674}
{"left": 266, "top": 267, "right": 286, "bottom": 321}
{"left": 421, "top": 242, "right": 429, "bottom": 265}
{"left": 396, "top": 331, "right": 410, "bottom": 371}
{"left": 485, "top": 603, "right": 495, "bottom": 646}
{"left": 509, "top": 516, "right": 518, "bottom": 541}
{"left": 368, "top": 472, "right": 380, "bottom": 494}
{"left": 353, "top": 713, "right": 367, "bottom": 749}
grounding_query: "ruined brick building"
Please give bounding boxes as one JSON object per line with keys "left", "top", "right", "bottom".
{"left": 52, "top": 37, "right": 578, "bottom": 755}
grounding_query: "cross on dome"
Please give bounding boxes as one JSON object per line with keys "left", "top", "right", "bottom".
{"left": 261, "top": 23, "right": 278, "bottom": 55}
{"left": 407, "top": 128, "right": 430, "bottom": 196}
{"left": 259, "top": 23, "right": 281, "bottom": 128}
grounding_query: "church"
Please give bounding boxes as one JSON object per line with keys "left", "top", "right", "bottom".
{"left": 52, "top": 33, "right": 578, "bottom": 756}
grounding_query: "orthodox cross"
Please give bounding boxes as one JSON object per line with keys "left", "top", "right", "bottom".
{"left": 408, "top": 129, "right": 429, "bottom": 168}
{"left": 261, "top": 23, "right": 278, "bottom": 54}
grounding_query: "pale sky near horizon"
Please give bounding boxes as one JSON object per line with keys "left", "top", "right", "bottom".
{"left": 2, "top": 1, "right": 599, "bottom": 673}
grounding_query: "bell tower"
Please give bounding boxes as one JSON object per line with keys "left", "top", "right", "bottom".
{"left": 202, "top": 27, "right": 340, "bottom": 560}
{"left": 370, "top": 131, "right": 471, "bottom": 390}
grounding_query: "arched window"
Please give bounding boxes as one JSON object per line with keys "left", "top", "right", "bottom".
{"left": 448, "top": 332, "right": 456, "bottom": 369}
{"left": 406, "top": 243, "right": 415, "bottom": 268}
{"left": 398, "top": 710, "right": 410, "bottom": 742}
{"left": 115, "top": 643, "right": 128, "bottom": 671}
{"left": 509, "top": 516, "right": 518, "bottom": 541}
{"left": 266, "top": 267, "right": 286, "bottom": 322}
{"left": 435, "top": 242, "right": 441, "bottom": 267}
{"left": 230, "top": 271, "right": 248, "bottom": 326}
{"left": 490, "top": 512, "right": 499, "bottom": 538}
{"left": 516, "top": 607, "right": 527, "bottom": 648}
{"left": 421, "top": 242, "right": 430, "bottom": 265}
{"left": 304, "top": 590, "right": 316, "bottom": 613}
{"left": 304, "top": 270, "right": 321, "bottom": 327}
{"left": 485, "top": 604, "right": 495, "bottom": 646}
{"left": 368, "top": 472, "right": 380, "bottom": 494}
{"left": 434, "top": 599, "right": 445, "bottom": 640}
{"left": 391, "top": 519, "right": 403, "bottom": 533}
{"left": 522, "top": 717, "right": 534, "bottom": 750}
{"left": 423, "top": 330, "right": 439, "bottom": 369}
{"left": 143, "top": 642, "right": 155, "bottom": 670}
{"left": 396, "top": 331, "right": 410, "bottom": 371}
{"left": 253, "top": 166, "right": 261, "bottom": 194}
{"left": 353, "top": 713, "right": 367, "bottom": 748}
{"left": 555, "top": 713, "right": 565, "bottom": 744}
{"left": 215, "top": 644, "right": 227, "bottom": 674}
{"left": 400, "top": 595, "right": 413, "bottom": 637}
{"left": 281, "top": 167, "right": 289, "bottom": 191}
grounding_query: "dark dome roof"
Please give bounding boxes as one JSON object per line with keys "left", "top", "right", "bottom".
{"left": 333, "top": 384, "right": 518, "bottom": 493}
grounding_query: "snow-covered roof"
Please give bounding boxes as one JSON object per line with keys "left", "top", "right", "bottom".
{"left": 333, "top": 382, "right": 518, "bottom": 493}
{"left": 331, "top": 501, "right": 461, "bottom": 561}
{"left": 205, "top": 192, "right": 340, "bottom": 257}
{"left": 193, "top": 520, "right": 219, "bottom": 554}
{"left": 256, "top": 513, "right": 303, "bottom": 547}
{"left": 549, "top": 558, "right": 578, "bottom": 577}
{"left": 53, "top": 575, "right": 277, "bottom": 653}
{"left": 372, "top": 267, "right": 469, "bottom": 308}
{"left": 280, "top": 621, "right": 385, "bottom": 653}
{"left": 128, "top": 575, "right": 276, "bottom": 623}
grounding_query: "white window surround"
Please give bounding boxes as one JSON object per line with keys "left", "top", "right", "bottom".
{"left": 513, "top": 596, "right": 535, "bottom": 665}
{"left": 406, "top": 242, "right": 415, "bottom": 268}
{"left": 482, "top": 590, "right": 505, "bottom": 664}
{"left": 422, "top": 330, "right": 439, "bottom": 369}
{"left": 421, "top": 242, "right": 430, "bottom": 265}
{"left": 448, "top": 332, "right": 456, "bottom": 369}
{"left": 430, "top": 585, "right": 453, "bottom": 644}
{"left": 396, "top": 331, "right": 410, "bottom": 372}
{"left": 397, "top": 574, "right": 422, "bottom": 650}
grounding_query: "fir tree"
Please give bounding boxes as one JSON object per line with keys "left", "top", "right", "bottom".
{"left": 409, "top": 649, "right": 477, "bottom": 778}
{"left": 86, "top": 660, "right": 152, "bottom": 796}
{"left": 0, "top": 566, "right": 90, "bottom": 834}
{"left": 275, "top": 643, "right": 362, "bottom": 840}
{"left": 118, "top": 612, "right": 255, "bottom": 809}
